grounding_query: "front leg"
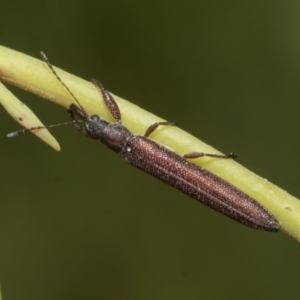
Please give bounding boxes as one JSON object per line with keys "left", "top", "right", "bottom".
{"left": 68, "top": 106, "right": 92, "bottom": 138}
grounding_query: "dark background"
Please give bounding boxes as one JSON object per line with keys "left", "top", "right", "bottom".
{"left": 0, "top": 1, "right": 299, "bottom": 299}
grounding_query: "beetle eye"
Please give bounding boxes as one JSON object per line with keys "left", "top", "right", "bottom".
{"left": 91, "top": 115, "right": 100, "bottom": 121}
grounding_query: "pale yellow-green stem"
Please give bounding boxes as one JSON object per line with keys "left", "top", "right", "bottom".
{"left": 0, "top": 45, "right": 299, "bottom": 241}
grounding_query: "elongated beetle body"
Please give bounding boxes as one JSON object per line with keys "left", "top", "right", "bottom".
{"left": 67, "top": 79, "right": 279, "bottom": 231}
{"left": 8, "top": 53, "right": 280, "bottom": 231}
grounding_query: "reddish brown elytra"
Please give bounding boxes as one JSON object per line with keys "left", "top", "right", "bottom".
{"left": 8, "top": 52, "right": 279, "bottom": 232}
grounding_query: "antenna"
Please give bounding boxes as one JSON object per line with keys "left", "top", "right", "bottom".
{"left": 7, "top": 120, "right": 83, "bottom": 138}
{"left": 8, "top": 52, "right": 86, "bottom": 138}
{"left": 40, "top": 52, "right": 85, "bottom": 112}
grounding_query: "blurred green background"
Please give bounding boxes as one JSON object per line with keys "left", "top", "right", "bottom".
{"left": 0, "top": 1, "right": 299, "bottom": 299}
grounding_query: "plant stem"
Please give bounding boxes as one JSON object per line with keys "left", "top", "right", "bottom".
{"left": 0, "top": 45, "right": 299, "bottom": 240}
